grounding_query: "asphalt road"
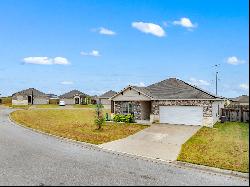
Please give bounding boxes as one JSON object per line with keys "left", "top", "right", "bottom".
{"left": 0, "top": 107, "right": 248, "bottom": 186}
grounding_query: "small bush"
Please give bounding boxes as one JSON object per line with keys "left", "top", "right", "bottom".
{"left": 94, "top": 117, "right": 105, "bottom": 128}
{"left": 113, "top": 114, "right": 135, "bottom": 123}
{"left": 94, "top": 104, "right": 105, "bottom": 130}
{"left": 0, "top": 97, "right": 12, "bottom": 105}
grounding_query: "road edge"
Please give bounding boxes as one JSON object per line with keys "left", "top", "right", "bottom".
{"left": 8, "top": 111, "right": 249, "bottom": 180}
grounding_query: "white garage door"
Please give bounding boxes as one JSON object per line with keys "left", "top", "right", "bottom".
{"left": 159, "top": 106, "right": 203, "bottom": 126}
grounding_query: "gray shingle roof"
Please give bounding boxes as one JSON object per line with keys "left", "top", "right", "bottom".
{"left": 12, "top": 88, "right": 48, "bottom": 97}
{"left": 112, "top": 78, "right": 223, "bottom": 100}
{"left": 59, "top": 90, "right": 88, "bottom": 99}
{"left": 132, "top": 86, "right": 154, "bottom": 98}
{"left": 231, "top": 95, "right": 249, "bottom": 103}
{"left": 145, "top": 78, "right": 219, "bottom": 99}
{"left": 99, "top": 90, "right": 117, "bottom": 98}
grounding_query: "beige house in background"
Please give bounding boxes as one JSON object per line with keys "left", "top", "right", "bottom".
{"left": 59, "top": 90, "right": 89, "bottom": 105}
{"left": 98, "top": 90, "right": 117, "bottom": 109}
{"left": 12, "top": 88, "right": 49, "bottom": 105}
{"left": 229, "top": 95, "right": 249, "bottom": 106}
{"left": 110, "top": 78, "right": 226, "bottom": 127}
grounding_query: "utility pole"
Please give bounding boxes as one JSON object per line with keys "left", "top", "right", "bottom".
{"left": 214, "top": 64, "right": 220, "bottom": 96}
{"left": 216, "top": 71, "right": 218, "bottom": 95}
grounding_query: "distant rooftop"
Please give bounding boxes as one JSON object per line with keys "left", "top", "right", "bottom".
{"left": 99, "top": 90, "right": 117, "bottom": 98}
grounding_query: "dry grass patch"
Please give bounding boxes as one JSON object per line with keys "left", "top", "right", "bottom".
{"left": 35, "top": 104, "right": 59, "bottom": 108}
{"left": 72, "top": 104, "right": 97, "bottom": 108}
{"left": 178, "top": 122, "right": 249, "bottom": 173}
{"left": 10, "top": 109, "right": 148, "bottom": 144}
{"left": 11, "top": 105, "right": 30, "bottom": 109}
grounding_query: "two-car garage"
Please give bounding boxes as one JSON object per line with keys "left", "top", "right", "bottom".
{"left": 159, "top": 106, "right": 203, "bottom": 126}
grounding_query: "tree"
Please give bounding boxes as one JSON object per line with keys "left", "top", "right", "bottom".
{"left": 94, "top": 103, "right": 105, "bottom": 130}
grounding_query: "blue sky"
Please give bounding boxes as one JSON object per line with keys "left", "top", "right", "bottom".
{"left": 0, "top": 0, "right": 249, "bottom": 97}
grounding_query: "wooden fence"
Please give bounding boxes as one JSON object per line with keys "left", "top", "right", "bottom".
{"left": 221, "top": 106, "right": 249, "bottom": 122}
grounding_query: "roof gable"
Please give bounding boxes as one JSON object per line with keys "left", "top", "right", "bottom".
{"left": 111, "top": 86, "right": 151, "bottom": 101}
{"left": 12, "top": 88, "right": 47, "bottom": 97}
{"left": 59, "top": 90, "right": 88, "bottom": 99}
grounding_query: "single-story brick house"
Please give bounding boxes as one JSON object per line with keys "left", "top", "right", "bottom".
{"left": 98, "top": 90, "right": 117, "bottom": 109}
{"left": 12, "top": 88, "right": 49, "bottom": 105}
{"left": 110, "top": 78, "right": 226, "bottom": 127}
{"left": 59, "top": 90, "right": 90, "bottom": 105}
{"left": 229, "top": 95, "right": 249, "bottom": 106}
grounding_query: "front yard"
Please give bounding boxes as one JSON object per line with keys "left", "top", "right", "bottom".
{"left": 178, "top": 122, "right": 249, "bottom": 173}
{"left": 10, "top": 109, "right": 148, "bottom": 144}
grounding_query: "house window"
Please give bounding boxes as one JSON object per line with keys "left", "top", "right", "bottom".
{"left": 122, "top": 103, "right": 134, "bottom": 114}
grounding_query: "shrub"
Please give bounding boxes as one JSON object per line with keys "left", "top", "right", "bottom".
{"left": 94, "top": 117, "right": 105, "bottom": 128}
{"left": 125, "top": 114, "right": 135, "bottom": 123}
{"left": 113, "top": 114, "right": 121, "bottom": 122}
{"left": 112, "top": 114, "right": 135, "bottom": 123}
{"left": 0, "top": 97, "right": 12, "bottom": 105}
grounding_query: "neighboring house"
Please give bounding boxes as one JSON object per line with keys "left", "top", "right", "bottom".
{"left": 98, "top": 90, "right": 117, "bottom": 109}
{"left": 12, "top": 88, "right": 49, "bottom": 105}
{"left": 229, "top": 95, "right": 249, "bottom": 106}
{"left": 47, "top": 94, "right": 60, "bottom": 104}
{"left": 59, "top": 90, "right": 89, "bottom": 105}
{"left": 110, "top": 78, "right": 226, "bottom": 127}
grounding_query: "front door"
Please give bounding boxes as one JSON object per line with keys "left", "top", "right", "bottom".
{"left": 28, "top": 95, "right": 32, "bottom": 104}
{"left": 75, "top": 97, "right": 80, "bottom": 104}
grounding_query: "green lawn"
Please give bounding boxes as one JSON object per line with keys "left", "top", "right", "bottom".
{"left": 178, "top": 122, "right": 249, "bottom": 173}
{"left": 10, "top": 109, "right": 148, "bottom": 145}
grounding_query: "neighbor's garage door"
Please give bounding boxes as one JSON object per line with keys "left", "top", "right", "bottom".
{"left": 159, "top": 106, "right": 203, "bottom": 126}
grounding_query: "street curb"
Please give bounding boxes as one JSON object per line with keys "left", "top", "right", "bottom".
{"left": 173, "top": 161, "right": 249, "bottom": 179}
{"left": 8, "top": 112, "right": 249, "bottom": 180}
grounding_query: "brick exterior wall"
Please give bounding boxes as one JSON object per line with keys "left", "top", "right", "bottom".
{"left": 114, "top": 101, "right": 142, "bottom": 120}
{"left": 114, "top": 100, "right": 215, "bottom": 127}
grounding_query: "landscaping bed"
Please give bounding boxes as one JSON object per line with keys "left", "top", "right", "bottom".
{"left": 10, "top": 109, "right": 148, "bottom": 145}
{"left": 177, "top": 122, "right": 249, "bottom": 173}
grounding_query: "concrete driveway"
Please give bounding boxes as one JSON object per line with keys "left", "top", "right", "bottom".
{"left": 100, "top": 124, "right": 201, "bottom": 161}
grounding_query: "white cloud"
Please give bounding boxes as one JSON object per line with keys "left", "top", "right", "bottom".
{"left": 239, "top": 83, "right": 249, "bottom": 90}
{"left": 23, "top": 57, "right": 52, "bottom": 65}
{"left": 53, "top": 57, "right": 70, "bottom": 65}
{"left": 80, "top": 50, "right": 100, "bottom": 57}
{"left": 98, "top": 27, "right": 116, "bottom": 35}
{"left": 92, "top": 27, "right": 116, "bottom": 35}
{"left": 188, "top": 78, "right": 210, "bottom": 87}
{"left": 60, "top": 81, "right": 74, "bottom": 85}
{"left": 23, "top": 57, "right": 70, "bottom": 65}
{"left": 227, "top": 56, "right": 245, "bottom": 65}
{"left": 132, "top": 22, "right": 166, "bottom": 37}
{"left": 173, "top": 17, "right": 197, "bottom": 29}
{"left": 130, "top": 82, "right": 146, "bottom": 87}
